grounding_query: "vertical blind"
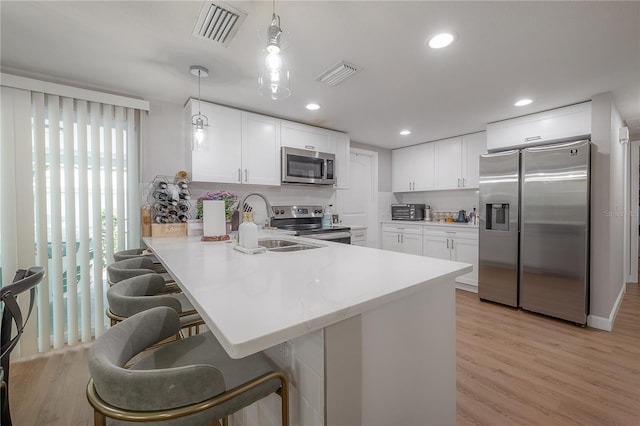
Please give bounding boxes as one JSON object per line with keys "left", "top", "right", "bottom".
{"left": 1, "top": 86, "right": 141, "bottom": 355}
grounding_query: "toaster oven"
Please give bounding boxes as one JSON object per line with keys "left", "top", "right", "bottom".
{"left": 391, "top": 204, "right": 425, "bottom": 221}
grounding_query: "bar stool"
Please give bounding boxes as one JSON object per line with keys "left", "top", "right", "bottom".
{"left": 113, "top": 248, "right": 165, "bottom": 272}
{"left": 87, "top": 306, "right": 289, "bottom": 426}
{"left": 1, "top": 267, "right": 45, "bottom": 426}
{"left": 106, "top": 273, "right": 203, "bottom": 337}
{"left": 107, "top": 257, "right": 179, "bottom": 293}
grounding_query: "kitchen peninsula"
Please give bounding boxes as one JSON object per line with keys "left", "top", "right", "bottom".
{"left": 143, "top": 234, "right": 471, "bottom": 425}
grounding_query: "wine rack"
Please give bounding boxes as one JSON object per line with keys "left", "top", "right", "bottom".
{"left": 149, "top": 174, "right": 192, "bottom": 224}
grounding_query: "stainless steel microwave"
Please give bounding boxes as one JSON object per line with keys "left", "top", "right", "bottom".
{"left": 282, "top": 146, "right": 335, "bottom": 185}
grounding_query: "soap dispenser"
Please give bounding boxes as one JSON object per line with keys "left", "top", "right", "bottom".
{"left": 239, "top": 212, "right": 258, "bottom": 249}
{"left": 322, "top": 204, "right": 333, "bottom": 228}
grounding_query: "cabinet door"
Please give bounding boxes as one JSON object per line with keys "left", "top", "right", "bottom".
{"left": 241, "top": 112, "right": 281, "bottom": 186}
{"left": 452, "top": 236, "right": 478, "bottom": 285}
{"left": 382, "top": 232, "right": 402, "bottom": 252}
{"left": 401, "top": 233, "right": 423, "bottom": 255}
{"left": 412, "top": 143, "right": 436, "bottom": 191}
{"left": 391, "top": 147, "right": 414, "bottom": 192}
{"left": 351, "top": 229, "right": 367, "bottom": 246}
{"left": 486, "top": 102, "right": 591, "bottom": 151}
{"left": 333, "top": 132, "right": 350, "bottom": 189}
{"left": 423, "top": 234, "right": 451, "bottom": 260}
{"left": 435, "top": 137, "right": 463, "bottom": 190}
{"left": 281, "top": 120, "right": 332, "bottom": 152}
{"left": 190, "top": 101, "right": 242, "bottom": 183}
{"left": 461, "top": 132, "right": 487, "bottom": 189}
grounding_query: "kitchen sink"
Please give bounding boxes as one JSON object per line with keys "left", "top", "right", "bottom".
{"left": 258, "top": 239, "right": 299, "bottom": 249}
{"left": 258, "top": 238, "right": 320, "bottom": 252}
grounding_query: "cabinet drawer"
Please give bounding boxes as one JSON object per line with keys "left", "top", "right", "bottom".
{"left": 382, "top": 223, "right": 423, "bottom": 235}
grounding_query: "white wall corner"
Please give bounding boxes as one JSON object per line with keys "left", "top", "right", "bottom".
{"left": 587, "top": 282, "right": 626, "bottom": 331}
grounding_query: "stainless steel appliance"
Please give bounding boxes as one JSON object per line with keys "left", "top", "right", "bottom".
{"left": 478, "top": 140, "right": 590, "bottom": 324}
{"left": 391, "top": 204, "right": 425, "bottom": 221}
{"left": 281, "top": 147, "right": 335, "bottom": 185}
{"left": 271, "top": 205, "right": 351, "bottom": 244}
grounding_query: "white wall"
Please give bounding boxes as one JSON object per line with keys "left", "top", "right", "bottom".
{"left": 589, "top": 92, "right": 626, "bottom": 329}
{"left": 140, "top": 99, "right": 187, "bottom": 182}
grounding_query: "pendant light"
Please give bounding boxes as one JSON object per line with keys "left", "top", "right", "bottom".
{"left": 190, "top": 65, "right": 209, "bottom": 151}
{"left": 258, "top": 0, "right": 291, "bottom": 100}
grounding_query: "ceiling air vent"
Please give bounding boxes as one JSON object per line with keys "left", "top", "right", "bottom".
{"left": 192, "top": 2, "right": 247, "bottom": 47}
{"left": 316, "top": 61, "right": 361, "bottom": 86}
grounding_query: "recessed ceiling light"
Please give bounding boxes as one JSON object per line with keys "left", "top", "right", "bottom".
{"left": 305, "top": 103, "right": 320, "bottom": 111}
{"left": 515, "top": 98, "right": 533, "bottom": 107}
{"left": 400, "top": 130, "right": 411, "bottom": 136}
{"left": 427, "top": 32, "right": 455, "bottom": 49}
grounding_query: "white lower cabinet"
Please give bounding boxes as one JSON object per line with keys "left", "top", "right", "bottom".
{"left": 350, "top": 228, "right": 368, "bottom": 247}
{"left": 381, "top": 223, "right": 422, "bottom": 255}
{"left": 423, "top": 228, "right": 478, "bottom": 288}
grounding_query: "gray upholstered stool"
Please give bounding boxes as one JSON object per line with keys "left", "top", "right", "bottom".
{"left": 106, "top": 273, "right": 203, "bottom": 336}
{"left": 106, "top": 257, "right": 176, "bottom": 291}
{"left": 87, "top": 306, "right": 289, "bottom": 426}
{"left": 113, "top": 248, "right": 165, "bottom": 272}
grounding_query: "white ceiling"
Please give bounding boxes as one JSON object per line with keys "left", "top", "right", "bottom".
{"left": 2, "top": 1, "right": 639, "bottom": 149}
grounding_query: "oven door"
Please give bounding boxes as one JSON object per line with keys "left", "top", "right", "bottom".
{"left": 304, "top": 231, "right": 352, "bottom": 244}
{"left": 282, "top": 147, "right": 335, "bottom": 185}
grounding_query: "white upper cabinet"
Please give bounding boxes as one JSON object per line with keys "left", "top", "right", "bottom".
{"left": 461, "top": 132, "right": 487, "bottom": 189}
{"left": 281, "top": 120, "right": 333, "bottom": 153}
{"left": 185, "top": 99, "right": 280, "bottom": 186}
{"left": 186, "top": 100, "right": 242, "bottom": 183}
{"left": 435, "top": 133, "right": 487, "bottom": 190}
{"left": 391, "top": 143, "right": 435, "bottom": 192}
{"left": 241, "top": 112, "right": 281, "bottom": 186}
{"left": 486, "top": 101, "right": 591, "bottom": 152}
{"left": 394, "top": 131, "right": 486, "bottom": 192}
{"left": 434, "top": 137, "right": 463, "bottom": 190}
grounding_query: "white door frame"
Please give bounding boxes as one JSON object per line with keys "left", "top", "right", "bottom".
{"left": 350, "top": 147, "right": 379, "bottom": 247}
{"left": 627, "top": 140, "right": 639, "bottom": 283}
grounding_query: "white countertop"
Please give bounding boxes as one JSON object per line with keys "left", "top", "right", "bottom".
{"left": 382, "top": 220, "right": 479, "bottom": 230}
{"left": 144, "top": 232, "right": 471, "bottom": 359}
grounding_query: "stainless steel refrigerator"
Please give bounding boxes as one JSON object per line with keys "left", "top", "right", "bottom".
{"left": 478, "top": 140, "right": 590, "bottom": 324}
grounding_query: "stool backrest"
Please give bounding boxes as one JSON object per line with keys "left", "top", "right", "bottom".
{"left": 1, "top": 267, "right": 45, "bottom": 366}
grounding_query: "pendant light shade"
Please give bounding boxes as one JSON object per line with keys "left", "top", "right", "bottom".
{"left": 190, "top": 65, "right": 209, "bottom": 151}
{"left": 258, "top": 2, "right": 290, "bottom": 100}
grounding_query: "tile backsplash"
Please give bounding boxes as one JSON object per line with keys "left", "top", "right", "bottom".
{"left": 398, "top": 189, "right": 479, "bottom": 213}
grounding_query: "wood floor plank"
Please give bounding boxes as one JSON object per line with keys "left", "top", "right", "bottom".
{"left": 7, "top": 284, "right": 639, "bottom": 425}
{"left": 457, "top": 283, "right": 640, "bottom": 426}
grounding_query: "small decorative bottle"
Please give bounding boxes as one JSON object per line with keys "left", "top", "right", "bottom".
{"left": 239, "top": 212, "right": 258, "bottom": 249}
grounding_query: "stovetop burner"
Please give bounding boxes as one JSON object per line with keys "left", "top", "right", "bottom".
{"left": 270, "top": 205, "right": 350, "bottom": 235}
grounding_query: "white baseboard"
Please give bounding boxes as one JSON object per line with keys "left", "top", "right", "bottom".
{"left": 587, "top": 283, "right": 626, "bottom": 331}
{"left": 455, "top": 279, "right": 478, "bottom": 293}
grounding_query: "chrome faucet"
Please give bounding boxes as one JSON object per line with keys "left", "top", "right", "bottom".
{"left": 236, "top": 192, "right": 274, "bottom": 228}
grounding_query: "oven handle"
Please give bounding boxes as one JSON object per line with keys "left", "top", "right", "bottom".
{"left": 304, "top": 232, "right": 352, "bottom": 240}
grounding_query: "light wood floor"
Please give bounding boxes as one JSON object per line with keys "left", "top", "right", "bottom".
{"left": 457, "top": 284, "right": 640, "bottom": 426}
{"left": 8, "top": 285, "right": 640, "bottom": 425}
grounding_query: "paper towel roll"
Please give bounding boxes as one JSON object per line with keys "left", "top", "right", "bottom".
{"left": 203, "top": 200, "right": 226, "bottom": 236}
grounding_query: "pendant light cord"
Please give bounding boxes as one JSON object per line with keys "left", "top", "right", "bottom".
{"left": 197, "top": 70, "right": 202, "bottom": 116}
